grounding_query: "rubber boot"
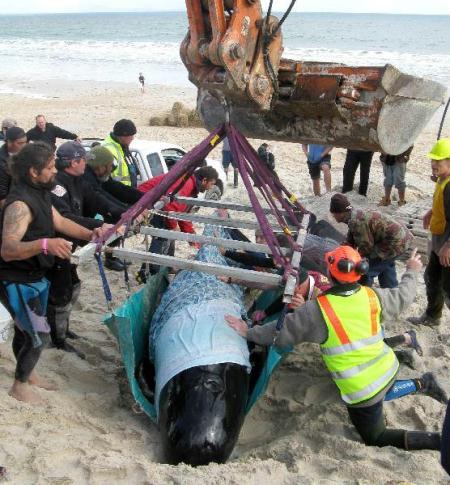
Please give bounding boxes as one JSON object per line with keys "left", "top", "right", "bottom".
{"left": 405, "top": 431, "right": 441, "bottom": 450}
{"left": 48, "top": 304, "right": 85, "bottom": 360}
{"left": 407, "top": 313, "right": 441, "bottom": 327}
{"left": 418, "top": 372, "right": 448, "bottom": 404}
{"left": 104, "top": 253, "right": 125, "bottom": 272}
{"left": 233, "top": 169, "right": 238, "bottom": 189}
{"left": 66, "top": 283, "right": 81, "bottom": 340}
{"left": 394, "top": 349, "right": 415, "bottom": 370}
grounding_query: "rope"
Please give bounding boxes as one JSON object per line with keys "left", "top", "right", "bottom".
{"left": 437, "top": 97, "right": 450, "bottom": 140}
{"left": 95, "top": 252, "right": 113, "bottom": 311}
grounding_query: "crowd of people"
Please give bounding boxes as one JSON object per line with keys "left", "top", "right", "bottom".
{"left": 0, "top": 113, "right": 449, "bottom": 474}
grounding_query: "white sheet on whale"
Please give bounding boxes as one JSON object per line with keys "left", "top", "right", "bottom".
{"left": 153, "top": 298, "right": 251, "bottom": 417}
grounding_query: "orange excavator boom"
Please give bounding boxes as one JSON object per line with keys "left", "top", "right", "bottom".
{"left": 180, "top": 1, "right": 447, "bottom": 154}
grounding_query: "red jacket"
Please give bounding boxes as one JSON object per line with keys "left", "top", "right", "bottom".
{"left": 138, "top": 173, "right": 198, "bottom": 233}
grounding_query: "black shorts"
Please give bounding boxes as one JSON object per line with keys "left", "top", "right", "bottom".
{"left": 308, "top": 158, "right": 331, "bottom": 180}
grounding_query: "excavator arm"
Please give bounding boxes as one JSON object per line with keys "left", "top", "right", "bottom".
{"left": 180, "top": 1, "right": 447, "bottom": 154}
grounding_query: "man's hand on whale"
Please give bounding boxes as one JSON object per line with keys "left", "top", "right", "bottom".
{"left": 225, "top": 315, "right": 248, "bottom": 338}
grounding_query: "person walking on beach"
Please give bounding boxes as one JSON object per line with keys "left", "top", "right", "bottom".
{"left": 0, "top": 127, "right": 27, "bottom": 207}
{"left": 0, "top": 142, "right": 101, "bottom": 404}
{"left": 407, "top": 138, "right": 450, "bottom": 327}
{"left": 378, "top": 146, "right": 414, "bottom": 207}
{"left": 342, "top": 149, "right": 374, "bottom": 197}
{"left": 302, "top": 143, "right": 332, "bottom": 196}
{"left": 226, "top": 246, "right": 447, "bottom": 451}
{"left": 139, "top": 72, "right": 145, "bottom": 93}
{"left": 26, "top": 115, "right": 79, "bottom": 151}
{"left": 329, "top": 193, "right": 413, "bottom": 288}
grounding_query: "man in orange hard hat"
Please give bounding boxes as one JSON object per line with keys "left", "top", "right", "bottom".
{"left": 226, "top": 245, "right": 447, "bottom": 451}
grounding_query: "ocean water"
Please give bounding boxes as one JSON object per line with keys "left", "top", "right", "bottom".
{"left": 0, "top": 11, "right": 449, "bottom": 91}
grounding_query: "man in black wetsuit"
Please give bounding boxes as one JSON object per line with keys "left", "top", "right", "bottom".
{"left": 0, "top": 142, "right": 101, "bottom": 404}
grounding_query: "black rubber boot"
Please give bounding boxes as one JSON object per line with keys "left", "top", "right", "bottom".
{"left": 405, "top": 431, "right": 441, "bottom": 450}
{"left": 104, "top": 254, "right": 125, "bottom": 272}
{"left": 233, "top": 169, "right": 238, "bottom": 188}
{"left": 418, "top": 372, "right": 448, "bottom": 404}
{"left": 56, "top": 341, "right": 86, "bottom": 360}
{"left": 394, "top": 349, "right": 415, "bottom": 370}
{"left": 66, "top": 329, "right": 80, "bottom": 340}
{"left": 407, "top": 313, "right": 441, "bottom": 327}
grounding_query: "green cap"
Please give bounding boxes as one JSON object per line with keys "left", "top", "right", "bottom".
{"left": 428, "top": 138, "right": 450, "bottom": 161}
{"left": 87, "top": 146, "right": 114, "bottom": 167}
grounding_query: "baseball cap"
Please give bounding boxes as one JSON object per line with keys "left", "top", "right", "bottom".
{"left": 56, "top": 141, "right": 87, "bottom": 162}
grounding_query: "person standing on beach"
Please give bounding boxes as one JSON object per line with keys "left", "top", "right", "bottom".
{"left": 408, "top": 138, "right": 450, "bottom": 327}
{"left": 302, "top": 143, "right": 332, "bottom": 196}
{"left": 342, "top": 149, "right": 374, "bottom": 197}
{"left": 226, "top": 245, "right": 447, "bottom": 451}
{"left": 48, "top": 141, "right": 117, "bottom": 358}
{"left": 378, "top": 146, "right": 413, "bottom": 207}
{"left": 0, "top": 127, "right": 27, "bottom": 207}
{"left": 26, "top": 115, "right": 79, "bottom": 151}
{"left": 139, "top": 72, "right": 145, "bottom": 93}
{"left": 82, "top": 145, "right": 143, "bottom": 271}
{"left": 0, "top": 118, "right": 17, "bottom": 141}
{"left": 221, "top": 137, "right": 238, "bottom": 188}
{"left": 0, "top": 142, "right": 101, "bottom": 404}
{"left": 103, "top": 119, "right": 139, "bottom": 188}
{"left": 329, "top": 193, "right": 413, "bottom": 288}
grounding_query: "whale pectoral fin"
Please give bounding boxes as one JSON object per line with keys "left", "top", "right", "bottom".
{"left": 135, "top": 358, "right": 156, "bottom": 405}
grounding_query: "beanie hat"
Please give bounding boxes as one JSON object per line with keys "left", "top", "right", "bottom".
{"left": 1, "top": 118, "right": 17, "bottom": 130}
{"left": 87, "top": 146, "right": 115, "bottom": 167}
{"left": 330, "top": 193, "right": 352, "bottom": 213}
{"left": 113, "top": 119, "right": 137, "bottom": 137}
{"left": 5, "top": 126, "right": 26, "bottom": 141}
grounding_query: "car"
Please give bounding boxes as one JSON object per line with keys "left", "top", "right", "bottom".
{"left": 81, "top": 138, "right": 226, "bottom": 196}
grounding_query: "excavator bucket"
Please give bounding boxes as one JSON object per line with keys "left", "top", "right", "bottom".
{"left": 197, "top": 61, "right": 447, "bottom": 155}
{"left": 181, "top": 1, "right": 447, "bottom": 154}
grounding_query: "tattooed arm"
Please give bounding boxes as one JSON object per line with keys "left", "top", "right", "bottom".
{"left": 0, "top": 201, "right": 42, "bottom": 261}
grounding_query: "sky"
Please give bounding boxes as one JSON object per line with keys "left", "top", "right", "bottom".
{"left": 1, "top": 0, "right": 449, "bottom": 15}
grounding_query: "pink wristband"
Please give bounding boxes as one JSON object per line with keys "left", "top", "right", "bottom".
{"left": 41, "top": 238, "right": 48, "bottom": 256}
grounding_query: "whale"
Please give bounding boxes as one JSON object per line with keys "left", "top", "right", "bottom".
{"left": 106, "top": 220, "right": 339, "bottom": 465}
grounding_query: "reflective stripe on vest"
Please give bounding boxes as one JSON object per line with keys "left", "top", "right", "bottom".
{"left": 103, "top": 139, "right": 131, "bottom": 186}
{"left": 318, "top": 287, "right": 399, "bottom": 405}
{"left": 430, "top": 176, "right": 450, "bottom": 235}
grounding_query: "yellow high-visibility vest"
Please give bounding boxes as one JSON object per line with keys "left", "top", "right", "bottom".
{"left": 430, "top": 176, "right": 450, "bottom": 235}
{"left": 317, "top": 287, "right": 398, "bottom": 405}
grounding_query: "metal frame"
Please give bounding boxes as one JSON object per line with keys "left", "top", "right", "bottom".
{"left": 108, "top": 247, "right": 282, "bottom": 287}
{"left": 140, "top": 226, "right": 290, "bottom": 255}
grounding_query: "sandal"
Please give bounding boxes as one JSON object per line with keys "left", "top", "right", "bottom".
{"left": 405, "top": 329, "right": 423, "bottom": 356}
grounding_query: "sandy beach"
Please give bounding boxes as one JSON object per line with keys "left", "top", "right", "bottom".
{"left": 0, "top": 79, "right": 449, "bottom": 484}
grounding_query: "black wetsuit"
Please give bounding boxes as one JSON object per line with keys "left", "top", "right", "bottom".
{"left": 0, "top": 183, "right": 54, "bottom": 382}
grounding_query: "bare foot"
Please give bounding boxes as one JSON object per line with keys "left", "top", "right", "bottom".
{"left": 9, "top": 380, "right": 45, "bottom": 405}
{"left": 28, "top": 371, "right": 58, "bottom": 391}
